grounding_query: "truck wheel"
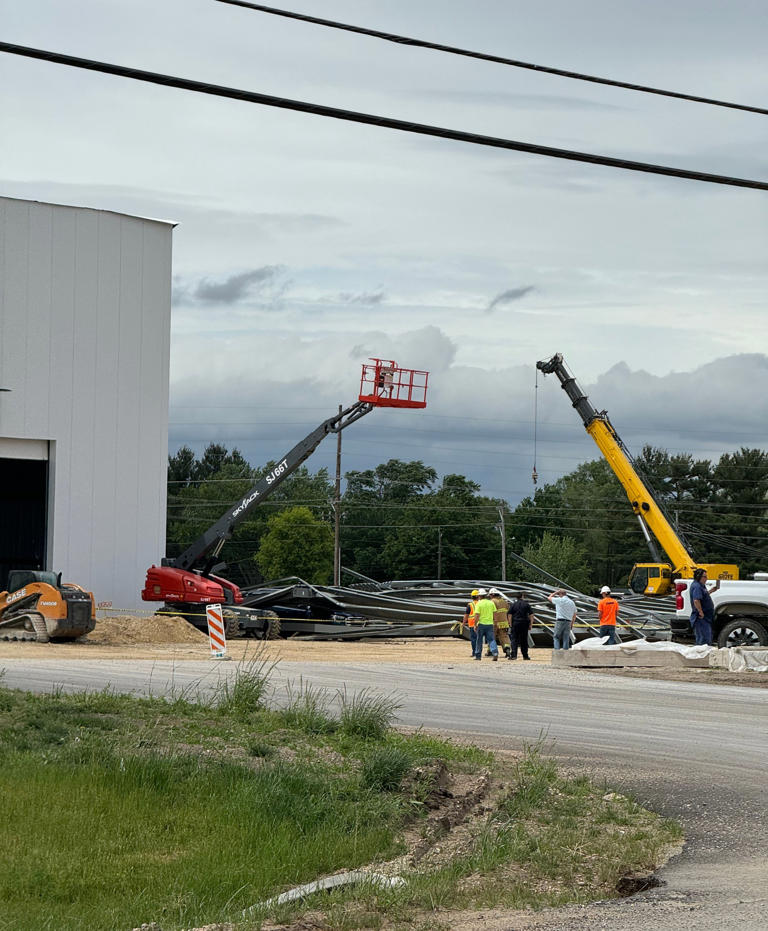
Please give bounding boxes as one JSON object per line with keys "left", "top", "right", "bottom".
{"left": 265, "top": 612, "right": 281, "bottom": 641}
{"left": 717, "top": 617, "right": 768, "bottom": 648}
{"left": 223, "top": 611, "right": 242, "bottom": 639}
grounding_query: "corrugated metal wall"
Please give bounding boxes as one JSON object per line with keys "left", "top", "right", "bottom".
{"left": 0, "top": 196, "right": 173, "bottom": 609}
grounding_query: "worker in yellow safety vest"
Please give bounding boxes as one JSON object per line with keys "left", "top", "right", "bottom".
{"left": 462, "top": 590, "right": 480, "bottom": 656}
{"left": 473, "top": 590, "right": 499, "bottom": 661}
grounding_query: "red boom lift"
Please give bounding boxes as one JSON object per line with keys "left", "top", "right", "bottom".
{"left": 142, "top": 360, "right": 428, "bottom": 636}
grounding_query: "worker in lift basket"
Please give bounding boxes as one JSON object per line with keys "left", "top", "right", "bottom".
{"left": 597, "top": 586, "right": 620, "bottom": 645}
{"left": 689, "top": 568, "right": 714, "bottom": 646}
{"left": 376, "top": 365, "right": 395, "bottom": 397}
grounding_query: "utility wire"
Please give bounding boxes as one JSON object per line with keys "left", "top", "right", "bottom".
{"left": 1, "top": 42, "right": 767, "bottom": 191}
{"left": 215, "top": 0, "right": 768, "bottom": 117}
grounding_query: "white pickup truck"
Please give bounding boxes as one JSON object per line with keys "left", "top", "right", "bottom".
{"left": 673, "top": 574, "right": 768, "bottom": 647}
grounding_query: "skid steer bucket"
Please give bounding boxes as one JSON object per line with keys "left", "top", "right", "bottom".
{"left": 358, "top": 359, "right": 428, "bottom": 409}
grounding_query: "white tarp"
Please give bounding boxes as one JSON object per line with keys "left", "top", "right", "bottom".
{"left": 709, "top": 647, "right": 768, "bottom": 673}
{"left": 553, "top": 637, "right": 712, "bottom": 668}
{"left": 576, "top": 637, "right": 713, "bottom": 659}
{"left": 561, "top": 638, "right": 768, "bottom": 672}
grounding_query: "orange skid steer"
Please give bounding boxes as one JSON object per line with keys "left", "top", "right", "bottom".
{"left": 0, "top": 570, "right": 96, "bottom": 642}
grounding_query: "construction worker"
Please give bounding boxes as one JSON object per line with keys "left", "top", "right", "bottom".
{"left": 489, "top": 587, "right": 511, "bottom": 658}
{"left": 597, "top": 585, "right": 620, "bottom": 645}
{"left": 508, "top": 590, "right": 536, "bottom": 660}
{"left": 473, "top": 589, "right": 499, "bottom": 661}
{"left": 689, "top": 568, "right": 714, "bottom": 645}
{"left": 376, "top": 364, "right": 395, "bottom": 397}
{"left": 462, "top": 590, "right": 481, "bottom": 656}
{"left": 548, "top": 589, "right": 577, "bottom": 650}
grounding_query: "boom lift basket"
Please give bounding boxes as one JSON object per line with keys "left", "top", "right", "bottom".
{"left": 358, "top": 359, "right": 429, "bottom": 409}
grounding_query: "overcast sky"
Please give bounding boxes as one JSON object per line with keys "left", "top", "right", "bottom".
{"left": 2, "top": 0, "right": 767, "bottom": 503}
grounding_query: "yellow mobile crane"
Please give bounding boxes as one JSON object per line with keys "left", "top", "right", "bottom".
{"left": 536, "top": 353, "right": 739, "bottom": 596}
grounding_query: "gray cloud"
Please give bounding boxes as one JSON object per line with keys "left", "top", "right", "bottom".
{"left": 168, "top": 324, "right": 768, "bottom": 507}
{"left": 195, "top": 267, "right": 282, "bottom": 304}
{"left": 416, "top": 89, "right": 629, "bottom": 112}
{"left": 487, "top": 286, "right": 536, "bottom": 312}
{"left": 338, "top": 290, "right": 386, "bottom": 305}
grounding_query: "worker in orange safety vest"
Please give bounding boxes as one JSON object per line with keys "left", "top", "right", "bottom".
{"left": 462, "top": 590, "right": 481, "bottom": 657}
{"left": 597, "top": 585, "right": 620, "bottom": 645}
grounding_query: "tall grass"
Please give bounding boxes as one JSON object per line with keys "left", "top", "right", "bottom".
{"left": 338, "top": 687, "right": 401, "bottom": 740}
{"left": 361, "top": 745, "right": 412, "bottom": 791}
{"left": 278, "top": 679, "right": 337, "bottom": 734}
{"left": 0, "top": 746, "right": 402, "bottom": 931}
{"left": 212, "top": 652, "right": 277, "bottom": 718}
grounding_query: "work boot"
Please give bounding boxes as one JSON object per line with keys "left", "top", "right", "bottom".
{"left": 508, "top": 653, "right": 516, "bottom": 661}
{"left": 492, "top": 654, "right": 499, "bottom": 662}
{"left": 503, "top": 646, "right": 511, "bottom": 658}
{"left": 523, "top": 656, "right": 531, "bottom": 661}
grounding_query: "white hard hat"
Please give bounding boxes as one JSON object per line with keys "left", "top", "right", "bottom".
{"left": 477, "top": 588, "right": 488, "bottom": 596}
{"left": 600, "top": 585, "right": 611, "bottom": 594}
{"left": 489, "top": 587, "right": 500, "bottom": 595}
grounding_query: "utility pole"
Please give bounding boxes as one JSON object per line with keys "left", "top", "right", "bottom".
{"left": 333, "top": 404, "right": 342, "bottom": 587}
{"left": 437, "top": 527, "right": 443, "bottom": 580}
{"left": 498, "top": 507, "right": 507, "bottom": 582}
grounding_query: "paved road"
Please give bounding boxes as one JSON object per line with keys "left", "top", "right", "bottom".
{"left": 2, "top": 658, "right": 766, "bottom": 929}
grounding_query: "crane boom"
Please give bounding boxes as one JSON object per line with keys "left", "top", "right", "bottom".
{"left": 536, "top": 353, "right": 738, "bottom": 593}
{"left": 167, "top": 400, "right": 373, "bottom": 575}
{"left": 143, "top": 358, "right": 430, "bottom": 619}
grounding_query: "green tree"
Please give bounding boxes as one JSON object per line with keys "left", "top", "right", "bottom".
{"left": 510, "top": 459, "right": 643, "bottom": 587}
{"left": 341, "top": 460, "right": 438, "bottom": 578}
{"left": 341, "top": 463, "right": 508, "bottom": 580}
{"left": 521, "top": 532, "right": 592, "bottom": 592}
{"left": 708, "top": 448, "right": 768, "bottom": 572}
{"left": 255, "top": 506, "right": 333, "bottom": 583}
{"left": 167, "top": 445, "right": 197, "bottom": 488}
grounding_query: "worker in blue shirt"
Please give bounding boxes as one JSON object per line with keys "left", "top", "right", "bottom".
{"left": 689, "top": 568, "right": 714, "bottom": 645}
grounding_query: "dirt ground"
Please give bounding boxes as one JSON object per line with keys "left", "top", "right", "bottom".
{"left": 0, "top": 613, "right": 766, "bottom": 688}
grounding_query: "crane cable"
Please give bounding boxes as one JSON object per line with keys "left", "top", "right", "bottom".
{"left": 532, "top": 367, "right": 539, "bottom": 488}
{"left": 215, "top": 0, "right": 768, "bottom": 117}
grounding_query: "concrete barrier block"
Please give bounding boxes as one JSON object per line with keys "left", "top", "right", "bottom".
{"left": 551, "top": 646, "right": 710, "bottom": 668}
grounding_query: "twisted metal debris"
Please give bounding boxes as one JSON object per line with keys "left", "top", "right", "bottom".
{"left": 239, "top": 576, "right": 674, "bottom": 643}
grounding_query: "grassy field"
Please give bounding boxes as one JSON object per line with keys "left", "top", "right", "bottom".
{"left": 0, "top": 661, "right": 681, "bottom": 931}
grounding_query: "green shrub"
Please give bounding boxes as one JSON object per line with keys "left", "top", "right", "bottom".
{"left": 279, "top": 681, "right": 337, "bottom": 735}
{"left": 362, "top": 745, "right": 412, "bottom": 791}
{"left": 338, "top": 688, "right": 400, "bottom": 740}
{"left": 214, "top": 654, "right": 276, "bottom": 718}
{"left": 247, "top": 738, "right": 276, "bottom": 759}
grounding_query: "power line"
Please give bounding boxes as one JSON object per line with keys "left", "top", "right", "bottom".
{"left": 216, "top": 0, "right": 768, "bottom": 118}
{"left": 1, "top": 41, "right": 766, "bottom": 191}
{"left": 166, "top": 493, "right": 768, "bottom": 513}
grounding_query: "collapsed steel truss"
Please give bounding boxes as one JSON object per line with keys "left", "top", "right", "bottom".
{"left": 239, "top": 575, "right": 674, "bottom": 642}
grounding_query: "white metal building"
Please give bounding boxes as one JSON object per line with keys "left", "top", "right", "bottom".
{"left": 0, "top": 196, "right": 174, "bottom": 610}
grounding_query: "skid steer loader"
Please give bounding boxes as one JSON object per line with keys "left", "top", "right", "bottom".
{"left": 0, "top": 570, "right": 96, "bottom": 642}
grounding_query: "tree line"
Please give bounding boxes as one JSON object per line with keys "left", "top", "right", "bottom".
{"left": 166, "top": 443, "right": 768, "bottom": 590}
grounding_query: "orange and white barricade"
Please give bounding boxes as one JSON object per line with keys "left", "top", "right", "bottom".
{"left": 206, "top": 604, "right": 227, "bottom": 657}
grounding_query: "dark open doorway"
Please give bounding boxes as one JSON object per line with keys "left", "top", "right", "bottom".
{"left": 0, "top": 458, "right": 48, "bottom": 592}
